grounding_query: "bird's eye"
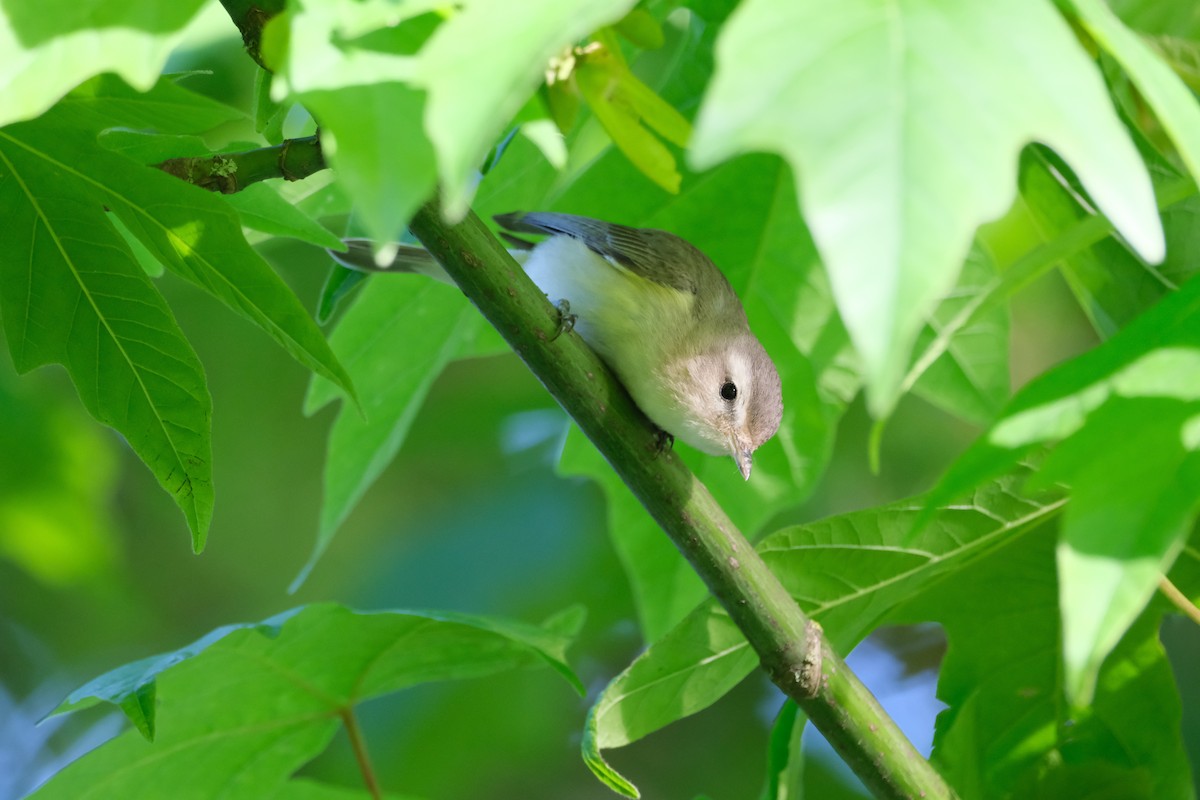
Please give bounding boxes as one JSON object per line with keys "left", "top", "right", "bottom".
{"left": 720, "top": 381, "right": 738, "bottom": 401}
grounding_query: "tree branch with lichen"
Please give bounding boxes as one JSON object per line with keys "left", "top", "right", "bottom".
{"left": 154, "top": 134, "right": 325, "bottom": 193}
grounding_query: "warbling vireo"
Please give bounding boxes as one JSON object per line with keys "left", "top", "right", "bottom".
{"left": 330, "top": 212, "right": 783, "bottom": 480}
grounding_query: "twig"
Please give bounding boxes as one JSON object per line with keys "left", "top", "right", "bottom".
{"left": 1160, "top": 574, "right": 1200, "bottom": 626}
{"left": 154, "top": 135, "right": 325, "bottom": 193}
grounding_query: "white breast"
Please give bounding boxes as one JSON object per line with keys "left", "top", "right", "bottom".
{"left": 521, "top": 236, "right": 698, "bottom": 437}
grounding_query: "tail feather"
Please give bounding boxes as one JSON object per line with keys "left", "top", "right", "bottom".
{"left": 327, "top": 238, "right": 456, "bottom": 285}
{"left": 328, "top": 235, "right": 531, "bottom": 285}
{"left": 327, "top": 238, "right": 434, "bottom": 272}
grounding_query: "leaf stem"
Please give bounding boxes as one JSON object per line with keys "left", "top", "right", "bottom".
{"left": 1159, "top": 574, "right": 1200, "bottom": 626}
{"left": 340, "top": 707, "right": 382, "bottom": 800}
{"left": 408, "top": 200, "right": 957, "bottom": 800}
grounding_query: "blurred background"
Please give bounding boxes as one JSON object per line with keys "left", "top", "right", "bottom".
{"left": 1, "top": 5, "right": 1197, "bottom": 799}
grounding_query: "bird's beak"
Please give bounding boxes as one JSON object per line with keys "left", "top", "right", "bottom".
{"left": 731, "top": 440, "right": 753, "bottom": 481}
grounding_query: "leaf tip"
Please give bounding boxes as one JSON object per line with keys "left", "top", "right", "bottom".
{"left": 581, "top": 702, "right": 640, "bottom": 797}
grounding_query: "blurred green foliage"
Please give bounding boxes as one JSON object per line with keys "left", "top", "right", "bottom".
{"left": 1, "top": 0, "right": 1199, "bottom": 799}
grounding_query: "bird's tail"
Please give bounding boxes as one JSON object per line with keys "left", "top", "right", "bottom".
{"left": 327, "top": 238, "right": 455, "bottom": 284}
{"left": 328, "top": 237, "right": 532, "bottom": 285}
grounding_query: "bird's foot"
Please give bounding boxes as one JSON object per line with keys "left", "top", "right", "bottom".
{"left": 652, "top": 428, "right": 675, "bottom": 458}
{"left": 551, "top": 299, "right": 576, "bottom": 341}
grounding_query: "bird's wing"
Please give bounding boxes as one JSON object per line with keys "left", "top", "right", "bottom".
{"left": 494, "top": 212, "right": 702, "bottom": 295}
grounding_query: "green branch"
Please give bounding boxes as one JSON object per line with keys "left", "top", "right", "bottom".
{"left": 154, "top": 135, "right": 325, "bottom": 194}
{"left": 407, "top": 201, "right": 957, "bottom": 800}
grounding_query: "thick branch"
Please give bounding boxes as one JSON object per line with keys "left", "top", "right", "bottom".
{"left": 154, "top": 135, "right": 325, "bottom": 193}
{"left": 408, "top": 201, "right": 957, "bottom": 800}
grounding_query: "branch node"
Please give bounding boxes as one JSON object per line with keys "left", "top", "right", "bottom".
{"left": 800, "top": 619, "right": 824, "bottom": 698}
{"left": 277, "top": 137, "right": 296, "bottom": 181}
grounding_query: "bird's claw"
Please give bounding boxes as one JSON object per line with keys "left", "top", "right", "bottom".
{"left": 551, "top": 299, "right": 577, "bottom": 341}
{"left": 653, "top": 428, "right": 674, "bottom": 458}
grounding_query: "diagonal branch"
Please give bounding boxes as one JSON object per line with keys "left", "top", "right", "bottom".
{"left": 199, "top": 3, "right": 959, "bottom": 798}
{"left": 407, "top": 201, "right": 957, "bottom": 800}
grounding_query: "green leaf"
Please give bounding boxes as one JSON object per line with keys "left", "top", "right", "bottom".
{"left": 691, "top": 0, "right": 1164, "bottom": 416}
{"left": 0, "top": 124, "right": 213, "bottom": 547}
{"left": 268, "top": 779, "right": 422, "bottom": 800}
{"left": 316, "top": 265, "right": 368, "bottom": 325}
{"left": 272, "top": 1, "right": 438, "bottom": 242}
{"left": 1109, "top": 0, "right": 1200, "bottom": 40}
{"left": 254, "top": 67, "right": 288, "bottom": 145}
{"left": 303, "top": 83, "right": 437, "bottom": 245}
{"left": 107, "top": 211, "right": 165, "bottom": 277}
{"left": 0, "top": 0, "right": 208, "bottom": 127}
{"left": 29, "top": 107, "right": 354, "bottom": 404}
{"left": 221, "top": 182, "right": 344, "bottom": 249}
{"left": 1019, "top": 148, "right": 1175, "bottom": 339}
{"left": 60, "top": 73, "right": 247, "bottom": 134}
{"left": 583, "top": 704, "right": 642, "bottom": 798}
{"left": 582, "top": 468, "right": 1062, "bottom": 791}
{"left": 763, "top": 701, "right": 806, "bottom": 800}
{"left": 1036, "top": 395, "right": 1200, "bottom": 703}
{"left": 893, "top": 519, "right": 1193, "bottom": 798}
{"left": 413, "top": 0, "right": 638, "bottom": 218}
{"left": 929, "top": 275, "right": 1200, "bottom": 703}
{"left": 909, "top": 243, "right": 1010, "bottom": 424}
{"left": 36, "top": 603, "right": 581, "bottom": 799}
{"left": 614, "top": 9, "right": 665, "bottom": 51}
{"left": 39, "top": 77, "right": 355, "bottom": 399}
{"left": 1143, "top": 35, "right": 1200, "bottom": 95}
{"left": 897, "top": 173, "right": 1198, "bottom": 407}
{"left": 1070, "top": 0, "right": 1200, "bottom": 185}
{"left": 97, "top": 130, "right": 213, "bottom": 164}
{"left": 574, "top": 35, "right": 692, "bottom": 194}
{"left": 0, "top": 82, "right": 359, "bottom": 542}
{"left": 296, "top": 279, "right": 481, "bottom": 587}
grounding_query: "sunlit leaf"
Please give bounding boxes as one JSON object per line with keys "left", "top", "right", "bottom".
{"left": 692, "top": 0, "right": 1163, "bottom": 416}
{"left": 1070, "top": 0, "right": 1200, "bottom": 184}
{"left": 909, "top": 243, "right": 1010, "bottom": 424}
{"left": 0, "top": 0, "right": 208, "bottom": 127}
{"left": 894, "top": 520, "right": 1194, "bottom": 798}
{"left": 928, "top": 274, "right": 1200, "bottom": 703}
{"left": 413, "top": 0, "right": 638, "bottom": 218}
{"left": 1019, "top": 148, "right": 1176, "bottom": 339}
{"left": 574, "top": 37, "right": 691, "bottom": 194}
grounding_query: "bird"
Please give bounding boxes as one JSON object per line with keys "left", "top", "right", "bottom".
{"left": 329, "top": 212, "right": 783, "bottom": 480}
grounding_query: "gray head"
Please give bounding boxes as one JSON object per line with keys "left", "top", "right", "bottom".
{"left": 671, "top": 334, "right": 784, "bottom": 480}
